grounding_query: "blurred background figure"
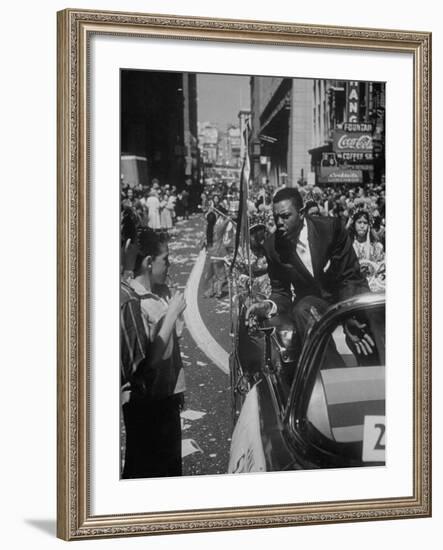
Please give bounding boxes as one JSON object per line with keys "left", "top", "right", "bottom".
{"left": 160, "top": 190, "right": 174, "bottom": 232}
{"left": 203, "top": 206, "right": 232, "bottom": 299}
{"left": 146, "top": 189, "right": 161, "bottom": 230}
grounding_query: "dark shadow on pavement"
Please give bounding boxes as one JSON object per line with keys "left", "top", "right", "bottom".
{"left": 25, "top": 519, "right": 56, "bottom": 537}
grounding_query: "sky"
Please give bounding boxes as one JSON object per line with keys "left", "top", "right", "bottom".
{"left": 197, "top": 73, "right": 250, "bottom": 128}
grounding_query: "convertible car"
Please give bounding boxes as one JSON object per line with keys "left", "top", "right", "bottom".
{"left": 228, "top": 227, "right": 386, "bottom": 474}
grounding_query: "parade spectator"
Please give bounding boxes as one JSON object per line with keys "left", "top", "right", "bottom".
{"left": 247, "top": 197, "right": 257, "bottom": 215}
{"left": 349, "top": 210, "right": 384, "bottom": 264}
{"left": 220, "top": 195, "right": 230, "bottom": 213}
{"left": 134, "top": 199, "right": 149, "bottom": 228}
{"left": 159, "top": 193, "right": 172, "bottom": 232}
{"left": 120, "top": 278, "right": 152, "bottom": 478}
{"left": 349, "top": 210, "right": 385, "bottom": 292}
{"left": 200, "top": 190, "right": 209, "bottom": 213}
{"left": 181, "top": 186, "right": 190, "bottom": 220}
{"left": 139, "top": 187, "right": 150, "bottom": 209}
{"left": 205, "top": 194, "right": 221, "bottom": 248}
{"left": 146, "top": 189, "right": 161, "bottom": 230}
{"left": 160, "top": 190, "right": 174, "bottom": 231}
{"left": 372, "top": 216, "right": 386, "bottom": 248}
{"left": 120, "top": 205, "right": 138, "bottom": 282}
{"left": 175, "top": 191, "right": 184, "bottom": 219}
{"left": 185, "top": 177, "right": 197, "bottom": 213}
{"left": 167, "top": 189, "right": 177, "bottom": 226}
{"left": 122, "top": 228, "right": 187, "bottom": 478}
{"left": 256, "top": 191, "right": 272, "bottom": 214}
{"left": 255, "top": 189, "right": 265, "bottom": 211}
{"left": 158, "top": 192, "right": 166, "bottom": 230}
{"left": 122, "top": 187, "right": 134, "bottom": 209}
{"left": 204, "top": 209, "right": 232, "bottom": 299}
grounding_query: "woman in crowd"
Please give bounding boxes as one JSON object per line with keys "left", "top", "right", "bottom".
{"left": 203, "top": 205, "right": 232, "bottom": 299}
{"left": 121, "top": 228, "right": 186, "bottom": 478}
{"left": 350, "top": 210, "right": 384, "bottom": 262}
{"left": 200, "top": 190, "right": 209, "bottom": 213}
{"left": 205, "top": 194, "right": 220, "bottom": 249}
{"left": 167, "top": 189, "right": 177, "bottom": 226}
{"left": 160, "top": 190, "right": 174, "bottom": 231}
{"left": 349, "top": 209, "right": 385, "bottom": 291}
{"left": 134, "top": 199, "right": 149, "bottom": 228}
{"left": 146, "top": 189, "right": 161, "bottom": 230}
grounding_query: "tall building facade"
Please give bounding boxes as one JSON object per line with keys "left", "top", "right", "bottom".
{"left": 250, "top": 76, "right": 385, "bottom": 190}
{"left": 310, "top": 80, "right": 385, "bottom": 187}
{"left": 198, "top": 121, "right": 245, "bottom": 183}
{"left": 250, "top": 77, "right": 313, "bottom": 189}
{"left": 227, "top": 126, "right": 241, "bottom": 167}
{"left": 120, "top": 70, "right": 199, "bottom": 189}
{"left": 198, "top": 121, "right": 219, "bottom": 165}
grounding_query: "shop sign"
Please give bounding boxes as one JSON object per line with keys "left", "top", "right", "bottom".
{"left": 342, "top": 122, "right": 373, "bottom": 132}
{"left": 338, "top": 163, "right": 373, "bottom": 171}
{"left": 336, "top": 151, "right": 374, "bottom": 162}
{"left": 346, "top": 81, "right": 360, "bottom": 122}
{"left": 318, "top": 167, "right": 363, "bottom": 184}
{"left": 333, "top": 130, "right": 373, "bottom": 154}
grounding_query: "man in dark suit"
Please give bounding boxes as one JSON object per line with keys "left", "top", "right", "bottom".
{"left": 246, "top": 187, "right": 375, "bottom": 358}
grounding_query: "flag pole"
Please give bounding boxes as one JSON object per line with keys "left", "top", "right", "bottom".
{"left": 244, "top": 130, "right": 252, "bottom": 295}
{"left": 229, "top": 114, "right": 253, "bottom": 297}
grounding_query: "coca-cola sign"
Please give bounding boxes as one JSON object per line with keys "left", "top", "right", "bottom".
{"left": 333, "top": 130, "right": 373, "bottom": 153}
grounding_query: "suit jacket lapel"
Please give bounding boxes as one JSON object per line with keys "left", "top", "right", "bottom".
{"left": 306, "top": 217, "right": 318, "bottom": 277}
{"left": 306, "top": 216, "right": 327, "bottom": 277}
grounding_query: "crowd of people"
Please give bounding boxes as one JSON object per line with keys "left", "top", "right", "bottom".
{"left": 120, "top": 177, "right": 202, "bottom": 282}
{"left": 121, "top": 177, "right": 202, "bottom": 233}
{"left": 119, "top": 172, "right": 386, "bottom": 479}
{"left": 119, "top": 176, "right": 201, "bottom": 479}
{"left": 201, "top": 178, "right": 386, "bottom": 299}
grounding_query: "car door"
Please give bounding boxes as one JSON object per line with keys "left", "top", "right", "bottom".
{"left": 283, "top": 294, "right": 386, "bottom": 469}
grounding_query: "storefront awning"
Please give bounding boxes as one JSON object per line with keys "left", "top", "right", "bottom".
{"left": 308, "top": 143, "right": 332, "bottom": 161}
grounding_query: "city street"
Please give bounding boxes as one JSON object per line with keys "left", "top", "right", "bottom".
{"left": 119, "top": 70, "right": 387, "bottom": 479}
{"left": 168, "top": 215, "right": 232, "bottom": 476}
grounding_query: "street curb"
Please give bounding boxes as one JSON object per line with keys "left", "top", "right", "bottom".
{"left": 183, "top": 250, "right": 230, "bottom": 374}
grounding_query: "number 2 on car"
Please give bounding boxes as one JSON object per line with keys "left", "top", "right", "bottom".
{"left": 362, "top": 415, "right": 386, "bottom": 463}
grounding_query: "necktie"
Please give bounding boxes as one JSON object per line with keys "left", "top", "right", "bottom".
{"left": 296, "top": 238, "right": 313, "bottom": 276}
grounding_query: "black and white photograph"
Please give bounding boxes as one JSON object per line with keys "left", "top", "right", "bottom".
{"left": 2, "top": 0, "right": 435, "bottom": 545}
{"left": 119, "top": 70, "right": 386, "bottom": 479}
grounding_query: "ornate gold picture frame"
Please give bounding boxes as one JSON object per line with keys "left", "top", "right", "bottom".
{"left": 57, "top": 8, "right": 431, "bottom": 540}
